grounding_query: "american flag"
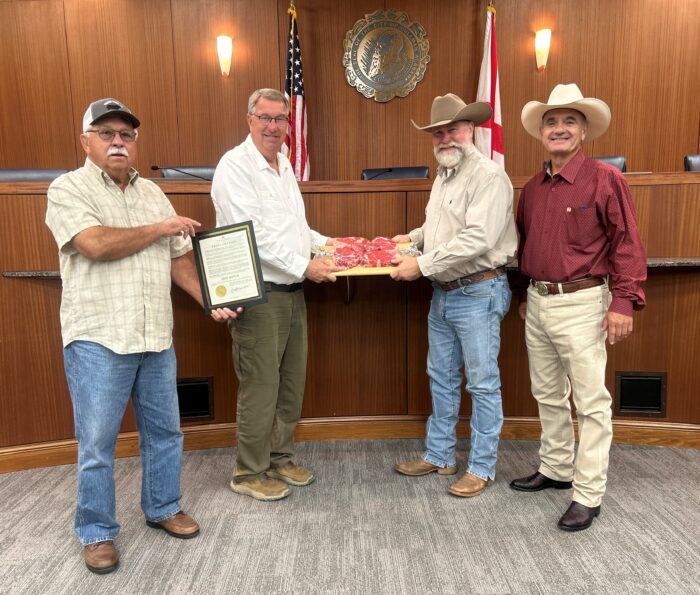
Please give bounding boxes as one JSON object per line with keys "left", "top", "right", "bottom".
{"left": 474, "top": 2, "right": 504, "bottom": 167}
{"left": 283, "top": 1, "right": 309, "bottom": 181}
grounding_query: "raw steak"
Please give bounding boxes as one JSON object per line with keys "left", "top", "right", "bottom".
{"left": 366, "top": 236, "right": 397, "bottom": 251}
{"left": 333, "top": 246, "right": 362, "bottom": 269}
{"left": 362, "top": 249, "right": 397, "bottom": 267}
{"left": 333, "top": 237, "right": 369, "bottom": 253}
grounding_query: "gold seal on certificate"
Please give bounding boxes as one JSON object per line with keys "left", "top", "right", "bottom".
{"left": 192, "top": 221, "right": 267, "bottom": 313}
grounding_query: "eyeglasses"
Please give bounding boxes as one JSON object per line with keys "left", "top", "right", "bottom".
{"left": 250, "top": 114, "right": 289, "bottom": 126}
{"left": 86, "top": 128, "right": 138, "bottom": 143}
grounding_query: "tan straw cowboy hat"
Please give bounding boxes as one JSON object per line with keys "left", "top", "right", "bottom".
{"left": 521, "top": 83, "right": 611, "bottom": 140}
{"left": 412, "top": 93, "right": 492, "bottom": 131}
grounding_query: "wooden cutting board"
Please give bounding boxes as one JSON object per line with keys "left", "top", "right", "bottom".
{"left": 320, "top": 243, "right": 413, "bottom": 276}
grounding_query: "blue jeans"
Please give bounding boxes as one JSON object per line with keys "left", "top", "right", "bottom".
{"left": 423, "top": 275, "right": 511, "bottom": 480}
{"left": 63, "top": 341, "right": 184, "bottom": 545}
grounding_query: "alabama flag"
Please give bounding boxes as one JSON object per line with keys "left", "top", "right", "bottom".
{"left": 474, "top": 3, "right": 504, "bottom": 167}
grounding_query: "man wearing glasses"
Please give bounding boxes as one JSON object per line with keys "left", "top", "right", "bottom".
{"left": 212, "top": 88, "right": 336, "bottom": 502}
{"left": 46, "top": 98, "right": 237, "bottom": 574}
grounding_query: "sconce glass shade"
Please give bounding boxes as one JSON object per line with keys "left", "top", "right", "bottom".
{"left": 217, "top": 35, "right": 233, "bottom": 77}
{"left": 535, "top": 29, "right": 551, "bottom": 71}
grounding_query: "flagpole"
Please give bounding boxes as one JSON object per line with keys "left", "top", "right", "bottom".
{"left": 283, "top": 0, "right": 309, "bottom": 180}
{"left": 288, "top": 1, "right": 297, "bottom": 96}
{"left": 286, "top": 1, "right": 297, "bottom": 160}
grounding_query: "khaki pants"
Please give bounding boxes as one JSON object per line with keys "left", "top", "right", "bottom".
{"left": 525, "top": 284, "right": 612, "bottom": 507}
{"left": 228, "top": 290, "right": 307, "bottom": 481}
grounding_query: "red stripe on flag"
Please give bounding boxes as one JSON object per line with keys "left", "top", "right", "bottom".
{"left": 475, "top": 5, "right": 504, "bottom": 166}
{"left": 283, "top": 3, "right": 309, "bottom": 181}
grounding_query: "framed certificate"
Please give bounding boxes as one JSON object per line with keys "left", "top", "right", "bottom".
{"left": 192, "top": 221, "right": 267, "bottom": 313}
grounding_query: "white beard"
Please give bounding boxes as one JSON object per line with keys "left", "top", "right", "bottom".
{"left": 434, "top": 142, "right": 469, "bottom": 169}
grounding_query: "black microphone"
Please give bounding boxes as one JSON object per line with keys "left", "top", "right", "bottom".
{"left": 363, "top": 168, "right": 393, "bottom": 181}
{"left": 151, "top": 165, "right": 213, "bottom": 181}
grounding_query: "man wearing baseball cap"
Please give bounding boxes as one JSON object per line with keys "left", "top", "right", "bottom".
{"left": 46, "top": 98, "right": 237, "bottom": 573}
{"left": 510, "top": 84, "right": 646, "bottom": 531}
{"left": 391, "top": 93, "right": 517, "bottom": 498}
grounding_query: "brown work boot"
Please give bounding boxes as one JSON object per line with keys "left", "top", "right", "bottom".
{"left": 146, "top": 511, "right": 200, "bottom": 539}
{"left": 448, "top": 472, "right": 493, "bottom": 497}
{"left": 266, "top": 462, "right": 315, "bottom": 486}
{"left": 230, "top": 476, "right": 290, "bottom": 501}
{"left": 84, "top": 540, "right": 119, "bottom": 574}
{"left": 394, "top": 458, "right": 458, "bottom": 476}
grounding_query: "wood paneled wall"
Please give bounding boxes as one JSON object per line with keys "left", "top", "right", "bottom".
{"left": 0, "top": 0, "right": 76, "bottom": 169}
{"left": 172, "top": 0, "right": 279, "bottom": 165}
{"left": 0, "top": 1, "right": 698, "bottom": 178}
{"left": 2, "top": 175, "right": 700, "bottom": 452}
{"left": 497, "top": 0, "right": 700, "bottom": 176}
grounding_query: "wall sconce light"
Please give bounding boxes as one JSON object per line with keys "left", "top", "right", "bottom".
{"left": 535, "top": 29, "right": 551, "bottom": 71}
{"left": 217, "top": 35, "right": 233, "bottom": 77}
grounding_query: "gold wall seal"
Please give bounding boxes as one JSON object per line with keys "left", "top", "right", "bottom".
{"left": 343, "top": 9, "right": 430, "bottom": 103}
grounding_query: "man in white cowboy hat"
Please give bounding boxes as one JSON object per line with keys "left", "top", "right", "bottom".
{"left": 390, "top": 93, "right": 517, "bottom": 498}
{"left": 510, "top": 83, "right": 646, "bottom": 531}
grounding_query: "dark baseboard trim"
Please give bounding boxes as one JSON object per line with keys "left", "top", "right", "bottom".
{"left": 1, "top": 416, "right": 698, "bottom": 473}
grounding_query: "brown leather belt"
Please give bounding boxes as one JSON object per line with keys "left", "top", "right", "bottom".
{"left": 531, "top": 277, "right": 605, "bottom": 296}
{"left": 436, "top": 267, "right": 506, "bottom": 291}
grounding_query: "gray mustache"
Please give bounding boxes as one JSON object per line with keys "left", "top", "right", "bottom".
{"left": 107, "top": 147, "right": 129, "bottom": 157}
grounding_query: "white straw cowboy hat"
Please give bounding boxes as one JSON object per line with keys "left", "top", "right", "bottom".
{"left": 412, "top": 93, "right": 492, "bottom": 131}
{"left": 521, "top": 83, "right": 611, "bottom": 140}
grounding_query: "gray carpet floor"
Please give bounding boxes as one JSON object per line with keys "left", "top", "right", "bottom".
{"left": 0, "top": 439, "right": 699, "bottom": 595}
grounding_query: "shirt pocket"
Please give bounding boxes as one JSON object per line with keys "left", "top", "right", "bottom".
{"left": 565, "top": 204, "right": 599, "bottom": 248}
{"left": 260, "top": 192, "right": 288, "bottom": 226}
{"left": 424, "top": 191, "right": 445, "bottom": 219}
{"left": 446, "top": 193, "right": 468, "bottom": 221}
{"left": 134, "top": 200, "right": 167, "bottom": 226}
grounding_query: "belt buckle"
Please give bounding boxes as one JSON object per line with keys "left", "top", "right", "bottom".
{"left": 459, "top": 277, "right": 472, "bottom": 288}
{"left": 535, "top": 281, "right": 549, "bottom": 296}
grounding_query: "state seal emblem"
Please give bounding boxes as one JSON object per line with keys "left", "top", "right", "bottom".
{"left": 342, "top": 9, "right": 430, "bottom": 103}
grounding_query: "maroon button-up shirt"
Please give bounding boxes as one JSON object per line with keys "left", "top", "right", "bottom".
{"left": 515, "top": 150, "right": 646, "bottom": 316}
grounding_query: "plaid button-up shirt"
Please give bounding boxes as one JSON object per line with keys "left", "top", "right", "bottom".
{"left": 46, "top": 159, "right": 191, "bottom": 354}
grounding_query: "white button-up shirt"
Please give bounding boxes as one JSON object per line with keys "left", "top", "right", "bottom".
{"left": 211, "top": 135, "right": 326, "bottom": 284}
{"left": 409, "top": 143, "right": 517, "bottom": 282}
{"left": 45, "top": 159, "right": 191, "bottom": 353}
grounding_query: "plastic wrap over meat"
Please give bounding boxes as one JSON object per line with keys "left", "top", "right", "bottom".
{"left": 315, "top": 236, "right": 418, "bottom": 272}
{"left": 332, "top": 245, "right": 362, "bottom": 269}
{"left": 333, "top": 237, "right": 369, "bottom": 253}
{"left": 398, "top": 244, "right": 422, "bottom": 257}
{"left": 365, "top": 236, "right": 397, "bottom": 251}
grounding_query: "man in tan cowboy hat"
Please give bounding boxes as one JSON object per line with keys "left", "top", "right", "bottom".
{"left": 390, "top": 93, "right": 517, "bottom": 498}
{"left": 510, "top": 83, "right": 646, "bottom": 530}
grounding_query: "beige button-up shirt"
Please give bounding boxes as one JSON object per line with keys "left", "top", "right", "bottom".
{"left": 211, "top": 135, "right": 327, "bottom": 285}
{"left": 409, "top": 144, "right": 517, "bottom": 282}
{"left": 45, "top": 159, "right": 191, "bottom": 354}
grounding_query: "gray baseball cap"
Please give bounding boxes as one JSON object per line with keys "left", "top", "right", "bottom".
{"left": 82, "top": 98, "right": 140, "bottom": 132}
